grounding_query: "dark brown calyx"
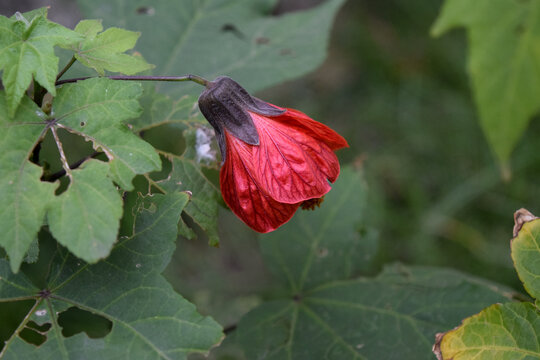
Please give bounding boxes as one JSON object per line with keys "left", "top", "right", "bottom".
{"left": 198, "top": 76, "right": 285, "bottom": 161}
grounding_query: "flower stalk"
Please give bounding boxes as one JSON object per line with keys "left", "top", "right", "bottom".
{"left": 55, "top": 74, "right": 210, "bottom": 87}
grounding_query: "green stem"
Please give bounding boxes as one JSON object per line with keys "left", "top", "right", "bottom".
{"left": 55, "top": 74, "right": 210, "bottom": 87}
{"left": 56, "top": 56, "right": 77, "bottom": 81}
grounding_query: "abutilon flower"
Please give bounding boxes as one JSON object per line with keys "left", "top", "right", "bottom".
{"left": 198, "top": 76, "right": 348, "bottom": 233}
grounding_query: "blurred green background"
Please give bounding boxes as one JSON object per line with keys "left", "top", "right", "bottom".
{"left": 2, "top": 0, "right": 539, "bottom": 354}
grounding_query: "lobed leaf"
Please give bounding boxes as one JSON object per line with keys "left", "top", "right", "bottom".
{"left": 0, "top": 96, "right": 55, "bottom": 272}
{"left": 0, "top": 78, "right": 163, "bottom": 271}
{"left": 433, "top": 302, "right": 540, "bottom": 360}
{"left": 47, "top": 160, "right": 123, "bottom": 264}
{"left": 76, "top": 0, "right": 347, "bottom": 96}
{"left": 68, "top": 19, "right": 154, "bottom": 75}
{"left": 432, "top": 0, "right": 540, "bottom": 165}
{"left": 54, "top": 78, "right": 162, "bottom": 190}
{"left": 221, "top": 168, "right": 512, "bottom": 359}
{"left": 0, "top": 9, "right": 82, "bottom": 116}
{"left": 0, "top": 193, "right": 223, "bottom": 359}
{"left": 230, "top": 265, "right": 512, "bottom": 360}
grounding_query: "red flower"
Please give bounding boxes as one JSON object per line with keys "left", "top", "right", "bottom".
{"left": 198, "top": 77, "right": 348, "bottom": 233}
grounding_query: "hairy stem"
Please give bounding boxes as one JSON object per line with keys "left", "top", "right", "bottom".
{"left": 55, "top": 74, "right": 210, "bottom": 87}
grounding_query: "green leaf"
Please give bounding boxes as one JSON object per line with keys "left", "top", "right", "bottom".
{"left": 135, "top": 91, "right": 220, "bottom": 244}
{"left": 512, "top": 217, "right": 540, "bottom": 300}
{"left": 54, "top": 78, "right": 161, "bottom": 190}
{"left": 223, "top": 169, "right": 513, "bottom": 359}
{"left": 160, "top": 150, "right": 220, "bottom": 246}
{"left": 76, "top": 0, "right": 346, "bottom": 96}
{"left": 260, "top": 167, "right": 377, "bottom": 291}
{"left": 47, "top": 160, "right": 123, "bottom": 263}
{"left": 432, "top": 0, "right": 540, "bottom": 164}
{"left": 133, "top": 92, "right": 202, "bottom": 133}
{"left": 229, "top": 265, "right": 512, "bottom": 360}
{"left": 0, "top": 96, "right": 55, "bottom": 272}
{"left": 433, "top": 302, "right": 540, "bottom": 360}
{"left": 23, "top": 238, "right": 39, "bottom": 264}
{"left": 69, "top": 19, "right": 154, "bottom": 75}
{"left": 0, "top": 9, "right": 82, "bottom": 116}
{"left": 0, "top": 193, "right": 223, "bottom": 359}
{"left": 0, "top": 78, "right": 162, "bottom": 270}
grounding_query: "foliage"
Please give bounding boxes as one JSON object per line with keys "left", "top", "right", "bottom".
{"left": 0, "top": 192, "right": 223, "bottom": 359}
{"left": 433, "top": 212, "right": 540, "bottom": 359}
{"left": 0, "top": 8, "right": 81, "bottom": 116}
{"left": 432, "top": 0, "right": 540, "bottom": 168}
{"left": 0, "top": 1, "right": 353, "bottom": 358}
{"left": 67, "top": 19, "right": 154, "bottom": 75}
{"left": 1, "top": 0, "right": 540, "bottom": 359}
{"left": 76, "top": 0, "right": 348, "bottom": 95}
{"left": 223, "top": 168, "right": 512, "bottom": 359}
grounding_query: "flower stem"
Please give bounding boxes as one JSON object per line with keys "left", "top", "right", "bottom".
{"left": 55, "top": 74, "right": 210, "bottom": 87}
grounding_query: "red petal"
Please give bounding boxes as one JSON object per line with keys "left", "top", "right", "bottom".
{"left": 220, "top": 132, "right": 299, "bottom": 233}
{"left": 270, "top": 108, "right": 349, "bottom": 150}
{"left": 239, "top": 111, "right": 342, "bottom": 203}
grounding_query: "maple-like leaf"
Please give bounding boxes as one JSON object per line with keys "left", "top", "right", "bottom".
{"left": 224, "top": 169, "right": 512, "bottom": 359}
{"left": 0, "top": 78, "right": 161, "bottom": 272}
{"left": 67, "top": 19, "right": 154, "bottom": 75}
{"left": 47, "top": 160, "right": 123, "bottom": 263}
{"left": 0, "top": 9, "right": 82, "bottom": 116}
{"left": 0, "top": 96, "right": 56, "bottom": 272}
{"left": 54, "top": 78, "right": 162, "bottom": 190}
{"left": 0, "top": 193, "right": 223, "bottom": 359}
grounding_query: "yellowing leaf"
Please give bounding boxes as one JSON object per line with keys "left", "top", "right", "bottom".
{"left": 512, "top": 216, "right": 540, "bottom": 300}
{"left": 433, "top": 210, "right": 540, "bottom": 360}
{"left": 434, "top": 303, "right": 540, "bottom": 360}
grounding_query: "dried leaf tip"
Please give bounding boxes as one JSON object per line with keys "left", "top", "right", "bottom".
{"left": 513, "top": 208, "right": 538, "bottom": 238}
{"left": 432, "top": 332, "right": 445, "bottom": 360}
